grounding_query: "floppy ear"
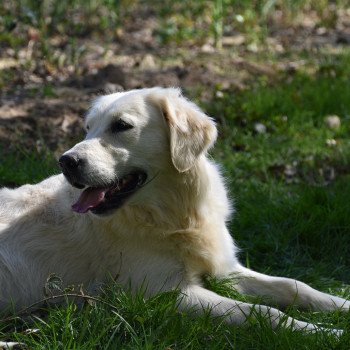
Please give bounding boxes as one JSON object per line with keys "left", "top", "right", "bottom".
{"left": 149, "top": 88, "right": 217, "bottom": 172}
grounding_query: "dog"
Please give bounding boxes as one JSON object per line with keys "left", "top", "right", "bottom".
{"left": 0, "top": 87, "right": 349, "bottom": 339}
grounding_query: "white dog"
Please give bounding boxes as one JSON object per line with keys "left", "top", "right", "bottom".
{"left": 0, "top": 87, "right": 349, "bottom": 336}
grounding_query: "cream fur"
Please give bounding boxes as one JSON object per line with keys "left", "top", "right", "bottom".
{"left": 0, "top": 87, "right": 348, "bottom": 338}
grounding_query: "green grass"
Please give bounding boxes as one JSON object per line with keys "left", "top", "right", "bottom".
{"left": 0, "top": 149, "right": 58, "bottom": 187}
{"left": 2, "top": 282, "right": 350, "bottom": 349}
{"left": 1, "top": 0, "right": 348, "bottom": 67}
{"left": 206, "top": 49, "right": 350, "bottom": 298}
{"left": 153, "top": 0, "right": 347, "bottom": 46}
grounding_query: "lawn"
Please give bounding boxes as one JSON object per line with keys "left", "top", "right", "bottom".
{"left": 1, "top": 1, "right": 350, "bottom": 349}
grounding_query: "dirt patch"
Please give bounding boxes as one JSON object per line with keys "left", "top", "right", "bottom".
{"left": 0, "top": 52, "right": 261, "bottom": 154}
{"left": 0, "top": 93, "right": 87, "bottom": 156}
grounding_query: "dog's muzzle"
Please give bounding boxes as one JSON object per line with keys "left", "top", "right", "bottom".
{"left": 59, "top": 153, "right": 148, "bottom": 215}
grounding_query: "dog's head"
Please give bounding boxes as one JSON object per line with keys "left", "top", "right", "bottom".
{"left": 59, "top": 87, "right": 217, "bottom": 215}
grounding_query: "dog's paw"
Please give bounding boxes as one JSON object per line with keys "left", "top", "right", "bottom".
{"left": 317, "top": 327, "right": 343, "bottom": 338}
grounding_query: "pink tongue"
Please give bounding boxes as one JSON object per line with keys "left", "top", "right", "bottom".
{"left": 72, "top": 187, "right": 108, "bottom": 213}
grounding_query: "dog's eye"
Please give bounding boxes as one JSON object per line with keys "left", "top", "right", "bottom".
{"left": 111, "top": 119, "right": 133, "bottom": 133}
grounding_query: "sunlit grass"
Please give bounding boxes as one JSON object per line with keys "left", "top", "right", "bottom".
{"left": 2, "top": 281, "right": 350, "bottom": 349}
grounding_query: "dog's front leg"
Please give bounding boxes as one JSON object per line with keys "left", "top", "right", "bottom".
{"left": 177, "top": 284, "right": 339, "bottom": 334}
{"left": 232, "top": 265, "right": 350, "bottom": 311}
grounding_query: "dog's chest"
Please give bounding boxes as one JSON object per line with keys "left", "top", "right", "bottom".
{"left": 84, "top": 236, "right": 186, "bottom": 295}
{"left": 113, "top": 243, "right": 184, "bottom": 294}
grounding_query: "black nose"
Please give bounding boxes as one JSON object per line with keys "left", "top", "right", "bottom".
{"left": 59, "top": 154, "right": 81, "bottom": 173}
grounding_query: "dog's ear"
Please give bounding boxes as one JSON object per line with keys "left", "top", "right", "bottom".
{"left": 148, "top": 88, "right": 217, "bottom": 172}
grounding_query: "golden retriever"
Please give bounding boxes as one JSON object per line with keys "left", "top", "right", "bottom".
{"left": 0, "top": 87, "right": 348, "bottom": 343}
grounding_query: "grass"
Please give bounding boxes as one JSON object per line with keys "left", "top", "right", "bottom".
{"left": 207, "top": 49, "right": 350, "bottom": 294}
{"left": 154, "top": 0, "right": 347, "bottom": 47}
{"left": 1, "top": 0, "right": 349, "bottom": 69}
{"left": 0, "top": 149, "right": 58, "bottom": 187}
{"left": 2, "top": 284, "right": 350, "bottom": 349}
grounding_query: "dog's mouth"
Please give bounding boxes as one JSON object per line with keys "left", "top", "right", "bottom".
{"left": 71, "top": 171, "right": 147, "bottom": 215}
